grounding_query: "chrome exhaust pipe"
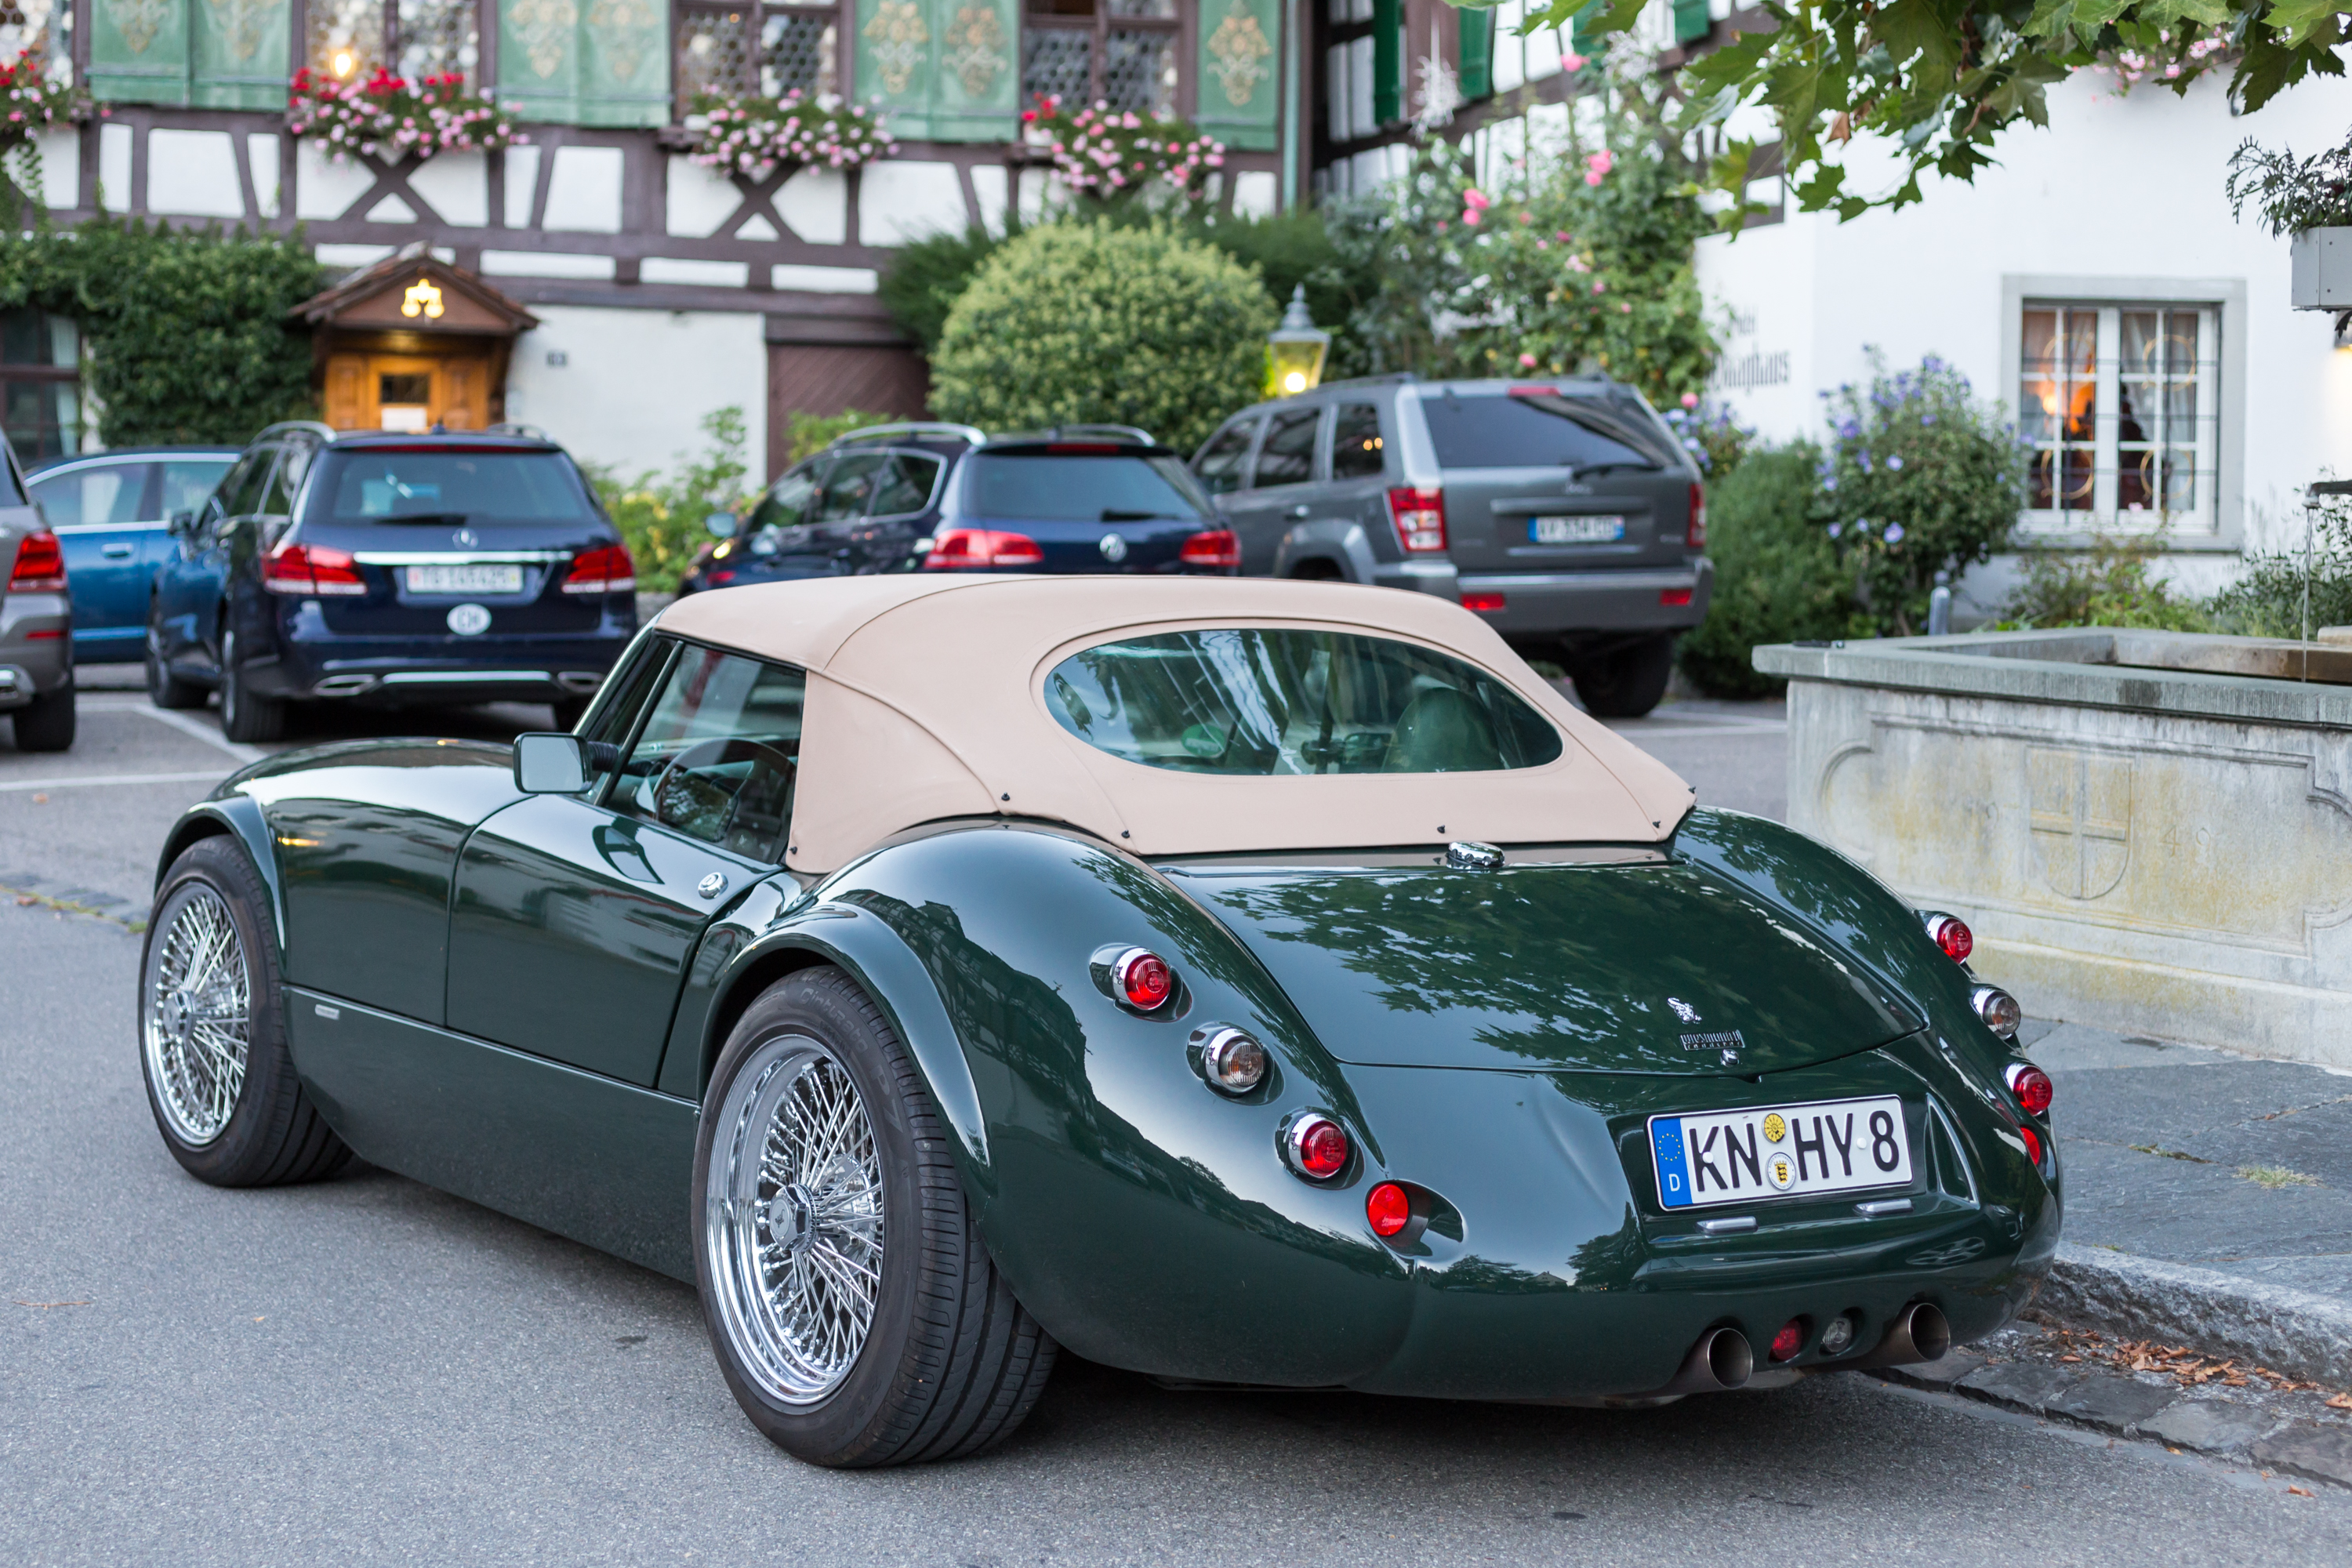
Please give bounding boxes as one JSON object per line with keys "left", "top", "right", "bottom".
{"left": 312, "top": 673, "right": 380, "bottom": 697}
{"left": 1661, "top": 1327, "right": 1755, "bottom": 1393}
{"left": 555, "top": 670, "right": 605, "bottom": 693}
{"left": 1851, "top": 1302, "right": 1952, "bottom": 1369}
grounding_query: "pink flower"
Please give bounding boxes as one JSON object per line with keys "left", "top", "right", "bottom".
{"left": 1592, "top": 280, "right": 1606, "bottom": 294}
{"left": 1463, "top": 187, "right": 1491, "bottom": 210}
{"left": 1584, "top": 169, "right": 1603, "bottom": 187}
{"left": 1562, "top": 52, "right": 1587, "bottom": 71}
{"left": 1461, "top": 209, "right": 1481, "bottom": 226}
{"left": 1681, "top": 393, "right": 1699, "bottom": 408}
{"left": 1518, "top": 353, "right": 1537, "bottom": 368}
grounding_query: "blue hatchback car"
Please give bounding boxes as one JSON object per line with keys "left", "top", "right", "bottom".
{"left": 147, "top": 422, "right": 637, "bottom": 742}
{"left": 26, "top": 445, "right": 240, "bottom": 665}
{"left": 677, "top": 423, "right": 1240, "bottom": 593}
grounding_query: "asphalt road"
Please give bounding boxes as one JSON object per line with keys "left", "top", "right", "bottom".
{"left": 8, "top": 677, "right": 2347, "bottom": 1565}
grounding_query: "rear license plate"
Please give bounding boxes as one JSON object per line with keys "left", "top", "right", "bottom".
{"left": 1530, "top": 514, "right": 1625, "bottom": 544}
{"left": 407, "top": 564, "right": 523, "bottom": 595}
{"left": 1650, "top": 1094, "right": 1912, "bottom": 1210}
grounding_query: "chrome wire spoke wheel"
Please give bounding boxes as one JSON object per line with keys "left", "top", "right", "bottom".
{"left": 706, "top": 1034, "right": 885, "bottom": 1406}
{"left": 143, "top": 885, "right": 252, "bottom": 1146}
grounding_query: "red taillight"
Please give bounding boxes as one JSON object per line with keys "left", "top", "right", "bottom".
{"left": 2007, "top": 1062, "right": 2055, "bottom": 1118}
{"left": 262, "top": 540, "right": 367, "bottom": 597}
{"left": 1461, "top": 592, "right": 1506, "bottom": 613}
{"left": 924, "top": 528, "right": 1044, "bottom": 569}
{"left": 7, "top": 528, "right": 66, "bottom": 592}
{"left": 1687, "top": 481, "right": 1707, "bottom": 550}
{"left": 1385, "top": 486, "right": 1446, "bottom": 554}
{"left": 1659, "top": 587, "right": 1693, "bottom": 607}
{"left": 564, "top": 543, "right": 637, "bottom": 594}
{"left": 1112, "top": 947, "right": 1171, "bottom": 1011}
{"left": 2018, "top": 1123, "right": 2045, "bottom": 1167}
{"left": 1922, "top": 912, "right": 1974, "bottom": 963}
{"left": 707, "top": 570, "right": 736, "bottom": 586}
{"left": 1367, "top": 1181, "right": 1411, "bottom": 1238}
{"left": 1769, "top": 1319, "right": 1804, "bottom": 1363}
{"left": 1178, "top": 529, "right": 1240, "bottom": 569}
{"left": 1287, "top": 1113, "right": 1349, "bottom": 1181}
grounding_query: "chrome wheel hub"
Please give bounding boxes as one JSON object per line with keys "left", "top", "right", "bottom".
{"left": 142, "top": 887, "right": 250, "bottom": 1146}
{"left": 706, "top": 1036, "right": 884, "bottom": 1406}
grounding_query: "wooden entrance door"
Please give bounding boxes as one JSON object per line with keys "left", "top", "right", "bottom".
{"left": 325, "top": 352, "right": 495, "bottom": 432}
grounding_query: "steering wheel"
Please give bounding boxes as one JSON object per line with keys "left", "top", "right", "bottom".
{"left": 648, "top": 737, "right": 798, "bottom": 848}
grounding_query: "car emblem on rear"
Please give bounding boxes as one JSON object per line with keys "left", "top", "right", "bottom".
{"left": 446, "top": 603, "right": 491, "bottom": 636}
{"left": 1098, "top": 533, "right": 1128, "bottom": 563}
{"left": 1668, "top": 996, "right": 1701, "bottom": 1023}
{"left": 453, "top": 528, "right": 478, "bottom": 548}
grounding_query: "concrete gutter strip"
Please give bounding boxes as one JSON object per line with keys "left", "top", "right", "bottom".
{"left": 2042, "top": 1243, "right": 2352, "bottom": 1388}
{"left": 1752, "top": 637, "right": 2352, "bottom": 728}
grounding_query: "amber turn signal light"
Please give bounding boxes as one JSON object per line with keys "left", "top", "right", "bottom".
{"left": 1971, "top": 984, "right": 2021, "bottom": 1038}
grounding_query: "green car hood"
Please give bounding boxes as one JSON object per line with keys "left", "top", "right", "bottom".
{"left": 1165, "top": 853, "right": 1924, "bottom": 1075}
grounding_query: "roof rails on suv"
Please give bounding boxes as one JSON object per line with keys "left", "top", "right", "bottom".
{"left": 982, "top": 424, "right": 1156, "bottom": 447}
{"left": 829, "top": 422, "right": 988, "bottom": 448}
{"left": 256, "top": 420, "right": 340, "bottom": 444}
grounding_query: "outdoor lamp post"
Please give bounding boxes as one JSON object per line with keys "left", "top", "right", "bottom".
{"left": 1266, "top": 285, "right": 1330, "bottom": 397}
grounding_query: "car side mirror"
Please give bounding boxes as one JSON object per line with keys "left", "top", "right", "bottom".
{"left": 514, "top": 733, "right": 590, "bottom": 793}
{"left": 705, "top": 510, "right": 738, "bottom": 539}
{"left": 169, "top": 509, "right": 195, "bottom": 535}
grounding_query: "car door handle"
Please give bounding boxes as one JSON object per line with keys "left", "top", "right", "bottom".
{"left": 102, "top": 543, "right": 136, "bottom": 558}
{"left": 1289, "top": 504, "right": 1311, "bottom": 518}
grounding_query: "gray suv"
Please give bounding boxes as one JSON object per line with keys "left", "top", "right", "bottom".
{"left": 2, "top": 437, "right": 73, "bottom": 751}
{"left": 1190, "top": 374, "right": 1712, "bottom": 717}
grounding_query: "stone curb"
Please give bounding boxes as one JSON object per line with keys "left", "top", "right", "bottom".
{"left": 2042, "top": 1243, "right": 2352, "bottom": 1389}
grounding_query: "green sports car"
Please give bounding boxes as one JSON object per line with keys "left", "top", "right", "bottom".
{"left": 138, "top": 575, "right": 2058, "bottom": 1466}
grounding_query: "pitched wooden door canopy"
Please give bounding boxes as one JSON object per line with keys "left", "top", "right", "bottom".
{"left": 289, "top": 243, "right": 540, "bottom": 337}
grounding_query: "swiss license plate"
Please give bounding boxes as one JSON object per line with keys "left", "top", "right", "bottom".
{"left": 407, "top": 563, "right": 523, "bottom": 595}
{"left": 1530, "top": 514, "right": 1626, "bottom": 544}
{"left": 1650, "top": 1094, "right": 1912, "bottom": 1210}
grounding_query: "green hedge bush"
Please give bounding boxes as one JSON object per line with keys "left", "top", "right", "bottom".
{"left": 929, "top": 223, "right": 1276, "bottom": 453}
{"left": 1677, "top": 445, "right": 1859, "bottom": 699}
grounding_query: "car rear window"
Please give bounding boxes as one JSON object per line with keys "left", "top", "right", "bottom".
{"left": 964, "top": 453, "right": 1210, "bottom": 521}
{"left": 1045, "top": 629, "right": 1563, "bottom": 775}
{"left": 309, "top": 449, "right": 597, "bottom": 524}
{"left": 1421, "top": 391, "right": 1674, "bottom": 471}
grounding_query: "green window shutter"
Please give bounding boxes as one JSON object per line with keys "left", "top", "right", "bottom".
{"left": 192, "top": 0, "right": 291, "bottom": 111}
{"left": 931, "top": 0, "right": 1017, "bottom": 141}
{"left": 499, "top": 0, "right": 670, "bottom": 128}
{"left": 1371, "top": 0, "right": 1399, "bottom": 124}
{"left": 1197, "top": 0, "right": 1279, "bottom": 151}
{"left": 1671, "top": 0, "right": 1710, "bottom": 45}
{"left": 854, "top": 0, "right": 936, "bottom": 140}
{"left": 90, "top": 0, "right": 194, "bottom": 106}
{"left": 1456, "top": 4, "right": 1491, "bottom": 100}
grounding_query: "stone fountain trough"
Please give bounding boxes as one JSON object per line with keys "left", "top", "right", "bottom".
{"left": 1752, "top": 630, "right": 2352, "bottom": 1065}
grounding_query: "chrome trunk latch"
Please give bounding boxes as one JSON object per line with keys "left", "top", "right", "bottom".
{"left": 1446, "top": 840, "right": 1504, "bottom": 870}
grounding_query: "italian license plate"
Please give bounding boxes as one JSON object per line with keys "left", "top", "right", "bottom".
{"left": 407, "top": 563, "right": 523, "bottom": 595}
{"left": 1649, "top": 1094, "right": 1912, "bottom": 1210}
{"left": 1530, "top": 514, "right": 1626, "bottom": 544}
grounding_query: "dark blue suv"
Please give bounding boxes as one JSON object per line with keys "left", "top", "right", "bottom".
{"left": 678, "top": 423, "right": 1239, "bottom": 593}
{"left": 147, "top": 423, "right": 637, "bottom": 742}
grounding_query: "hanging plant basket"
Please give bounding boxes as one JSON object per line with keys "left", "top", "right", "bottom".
{"left": 286, "top": 69, "right": 525, "bottom": 162}
{"left": 681, "top": 93, "right": 896, "bottom": 182}
{"left": 1019, "top": 94, "right": 1224, "bottom": 201}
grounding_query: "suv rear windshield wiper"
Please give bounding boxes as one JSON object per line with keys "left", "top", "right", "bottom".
{"left": 1570, "top": 460, "right": 1663, "bottom": 479}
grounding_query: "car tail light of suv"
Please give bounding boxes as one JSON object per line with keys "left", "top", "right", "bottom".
{"left": 563, "top": 543, "right": 637, "bottom": 594}
{"left": 1387, "top": 487, "right": 1446, "bottom": 554}
{"left": 924, "top": 529, "right": 1044, "bottom": 569}
{"left": 1179, "top": 529, "right": 1240, "bottom": 570}
{"left": 7, "top": 528, "right": 66, "bottom": 592}
{"left": 1687, "top": 481, "right": 1708, "bottom": 550}
{"left": 263, "top": 540, "right": 368, "bottom": 596}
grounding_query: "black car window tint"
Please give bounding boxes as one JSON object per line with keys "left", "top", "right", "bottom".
{"left": 1192, "top": 422, "right": 1256, "bottom": 495}
{"left": 1421, "top": 392, "right": 1673, "bottom": 470}
{"left": 224, "top": 448, "right": 278, "bottom": 516}
{"left": 159, "top": 459, "right": 235, "bottom": 521}
{"left": 963, "top": 453, "right": 1210, "bottom": 521}
{"left": 869, "top": 452, "right": 943, "bottom": 517}
{"left": 259, "top": 451, "right": 302, "bottom": 518}
{"left": 1251, "top": 409, "right": 1320, "bottom": 488}
{"left": 815, "top": 452, "right": 888, "bottom": 523}
{"left": 609, "top": 644, "right": 805, "bottom": 864}
{"left": 585, "top": 634, "right": 676, "bottom": 753}
{"left": 748, "top": 463, "right": 823, "bottom": 535}
{"left": 32, "top": 462, "right": 151, "bottom": 527}
{"left": 314, "top": 450, "right": 597, "bottom": 523}
{"left": 1330, "top": 404, "right": 1385, "bottom": 481}
{"left": 1046, "top": 630, "right": 1564, "bottom": 776}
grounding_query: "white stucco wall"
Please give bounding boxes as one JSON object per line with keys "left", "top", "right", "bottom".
{"left": 503, "top": 305, "right": 768, "bottom": 485}
{"left": 1696, "top": 68, "right": 2352, "bottom": 574}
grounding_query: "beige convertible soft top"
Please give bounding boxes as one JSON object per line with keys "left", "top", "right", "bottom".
{"left": 657, "top": 575, "right": 1693, "bottom": 873}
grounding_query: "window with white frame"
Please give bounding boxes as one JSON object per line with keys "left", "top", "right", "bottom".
{"left": 2019, "top": 300, "right": 2220, "bottom": 532}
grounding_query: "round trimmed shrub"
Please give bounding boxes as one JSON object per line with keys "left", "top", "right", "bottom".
{"left": 929, "top": 223, "right": 1277, "bottom": 455}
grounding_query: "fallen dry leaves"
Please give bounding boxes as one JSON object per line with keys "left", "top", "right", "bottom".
{"left": 2041, "top": 1326, "right": 2325, "bottom": 1392}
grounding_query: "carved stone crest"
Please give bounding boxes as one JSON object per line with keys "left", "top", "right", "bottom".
{"left": 942, "top": 4, "right": 1006, "bottom": 99}
{"left": 107, "top": 0, "right": 172, "bottom": 55}
{"left": 1206, "top": 0, "right": 1272, "bottom": 110}
{"left": 506, "top": 0, "right": 578, "bottom": 80}
{"left": 2027, "top": 746, "right": 2132, "bottom": 901}
{"left": 862, "top": 0, "right": 929, "bottom": 96}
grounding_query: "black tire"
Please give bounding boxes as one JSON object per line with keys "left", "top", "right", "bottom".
{"left": 139, "top": 837, "right": 352, "bottom": 1187}
{"left": 1571, "top": 632, "right": 1677, "bottom": 719}
{"left": 219, "top": 630, "right": 287, "bottom": 744}
{"left": 147, "top": 624, "right": 206, "bottom": 710}
{"left": 692, "top": 967, "right": 1057, "bottom": 1467}
{"left": 12, "top": 686, "right": 74, "bottom": 752}
{"left": 550, "top": 697, "right": 590, "bottom": 732}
